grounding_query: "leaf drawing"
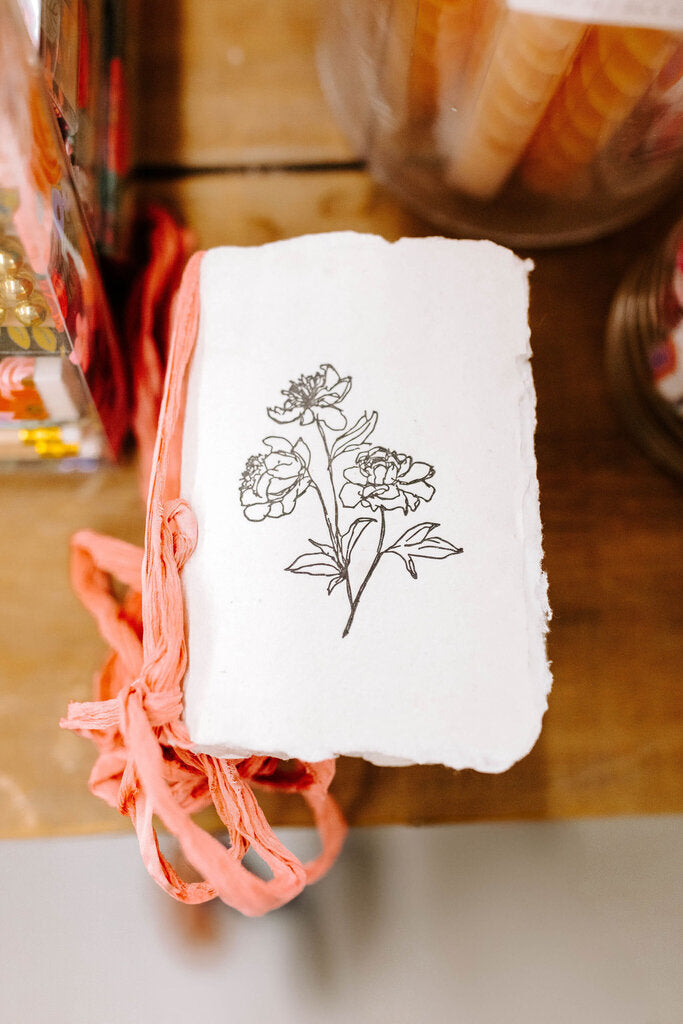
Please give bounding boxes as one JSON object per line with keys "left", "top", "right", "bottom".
{"left": 308, "top": 538, "right": 340, "bottom": 562}
{"left": 326, "top": 574, "right": 346, "bottom": 596}
{"left": 340, "top": 517, "right": 374, "bottom": 561}
{"left": 331, "top": 411, "right": 378, "bottom": 460}
{"left": 238, "top": 363, "right": 463, "bottom": 636}
{"left": 285, "top": 551, "right": 340, "bottom": 577}
{"left": 386, "top": 523, "right": 463, "bottom": 579}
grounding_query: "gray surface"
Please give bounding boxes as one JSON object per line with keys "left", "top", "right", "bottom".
{"left": 1, "top": 817, "right": 681, "bottom": 1023}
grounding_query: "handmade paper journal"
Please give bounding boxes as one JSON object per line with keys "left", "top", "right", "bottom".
{"left": 180, "top": 232, "right": 551, "bottom": 772}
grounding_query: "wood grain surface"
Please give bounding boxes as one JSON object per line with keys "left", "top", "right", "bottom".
{"left": 132, "top": 0, "right": 353, "bottom": 168}
{"left": 0, "top": 0, "right": 681, "bottom": 837}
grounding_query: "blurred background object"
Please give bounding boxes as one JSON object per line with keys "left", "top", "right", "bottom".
{"left": 0, "top": 0, "right": 131, "bottom": 469}
{"left": 606, "top": 216, "right": 683, "bottom": 478}
{"left": 317, "top": 0, "right": 683, "bottom": 246}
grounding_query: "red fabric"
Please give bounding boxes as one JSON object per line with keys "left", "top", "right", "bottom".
{"left": 127, "top": 205, "right": 194, "bottom": 490}
{"left": 61, "top": 250, "right": 347, "bottom": 915}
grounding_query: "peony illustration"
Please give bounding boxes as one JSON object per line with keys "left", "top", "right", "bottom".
{"left": 239, "top": 436, "right": 311, "bottom": 521}
{"left": 240, "top": 363, "right": 462, "bottom": 636}
{"left": 340, "top": 446, "right": 435, "bottom": 514}
{"left": 267, "top": 363, "right": 352, "bottom": 430}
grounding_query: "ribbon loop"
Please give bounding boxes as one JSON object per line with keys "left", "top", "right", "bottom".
{"left": 163, "top": 498, "right": 198, "bottom": 570}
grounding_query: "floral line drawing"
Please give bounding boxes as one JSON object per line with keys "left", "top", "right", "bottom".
{"left": 239, "top": 364, "right": 463, "bottom": 637}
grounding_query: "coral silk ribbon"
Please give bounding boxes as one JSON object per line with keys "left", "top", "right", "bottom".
{"left": 61, "top": 249, "right": 347, "bottom": 915}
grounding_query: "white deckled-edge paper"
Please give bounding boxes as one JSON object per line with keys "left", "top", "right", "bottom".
{"left": 180, "top": 233, "right": 551, "bottom": 772}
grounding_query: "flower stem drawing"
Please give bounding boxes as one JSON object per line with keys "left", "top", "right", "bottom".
{"left": 315, "top": 418, "right": 340, "bottom": 549}
{"left": 239, "top": 363, "right": 463, "bottom": 637}
{"left": 342, "top": 507, "right": 386, "bottom": 638}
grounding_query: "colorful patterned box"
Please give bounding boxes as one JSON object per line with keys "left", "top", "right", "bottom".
{"left": 0, "top": 0, "right": 126, "bottom": 467}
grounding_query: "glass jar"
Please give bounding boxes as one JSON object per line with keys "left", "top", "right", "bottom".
{"left": 317, "top": 0, "right": 683, "bottom": 246}
{"left": 606, "top": 218, "right": 683, "bottom": 479}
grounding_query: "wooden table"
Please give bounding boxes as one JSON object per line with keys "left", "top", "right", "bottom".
{"left": 1, "top": 0, "right": 681, "bottom": 837}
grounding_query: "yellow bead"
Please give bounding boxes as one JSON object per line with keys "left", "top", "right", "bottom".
{"left": 14, "top": 299, "right": 47, "bottom": 326}
{"left": 0, "top": 275, "right": 33, "bottom": 304}
{"left": 0, "top": 238, "right": 24, "bottom": 276}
